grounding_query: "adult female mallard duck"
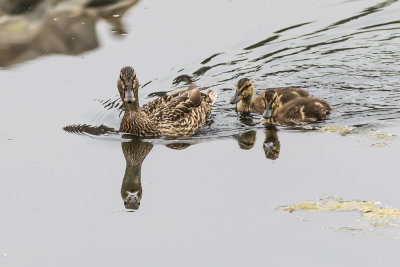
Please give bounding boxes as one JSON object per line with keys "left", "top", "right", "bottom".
{"left": 230, "top": 78, "right": 309, "bottom": 114}
{"left": 118, "top": 66, "right": 217, "bottom": 136}
{"left": 260, "top": 89, "right": 332, "bottom": 125}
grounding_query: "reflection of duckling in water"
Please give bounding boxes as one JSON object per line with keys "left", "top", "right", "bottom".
{"left": 121, "top": 139, "right": 153, "bottom": 210}
{"left": 236, "top": 130, "right": 256, "bottom": 150}
{"left": 230, "top": 78, "right": 309, "bottom": 114}
{"left": 263, "top": 126, "right": 280, "bottom": 160}
{"left": 235, "top": 127, "right": 281, "bottom": 160}
{"left": 261, "top": 89, "right": 332, "bottom": 125}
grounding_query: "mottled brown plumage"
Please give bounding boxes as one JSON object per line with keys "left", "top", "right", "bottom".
{"left": 261, "top": 89, "right": 332, "bottom": 125}
{"left": 230, "top": 78, "right": 309, "bottom": 114}
{"left": 118, "top": 66, "right": 217, "bottom": 136}
{"left": 140, "top": 82, "right": 209, "bottom": 115}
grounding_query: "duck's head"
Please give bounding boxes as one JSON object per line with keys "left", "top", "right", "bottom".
{"left": 261, "top": 89, "right": 279, "bottom": 120}
{"left": 230, "top": 78, "right": 254, "bottom": 104}
{"left": 118, "top": 66, "right": 139, "bottom": 105}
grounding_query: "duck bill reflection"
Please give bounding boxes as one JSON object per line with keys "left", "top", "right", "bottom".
{"left": 124, "top": 86, "right": 136, "bottom": 103}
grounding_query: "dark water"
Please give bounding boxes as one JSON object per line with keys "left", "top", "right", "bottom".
{"left": 1, "top": 0, "right": 400, "bottom": 266}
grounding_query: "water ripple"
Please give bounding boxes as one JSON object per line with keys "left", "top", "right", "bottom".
{"left": 66, "top": 0, "right": 400, "bottom": 139}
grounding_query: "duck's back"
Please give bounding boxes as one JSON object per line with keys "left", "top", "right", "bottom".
{"left": 141, "top": 83, "right": 207, "bottom": 116}
{"left": 151, "top": 89, "right": 217, "bottom": 136}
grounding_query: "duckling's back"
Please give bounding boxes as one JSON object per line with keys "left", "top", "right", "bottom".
{"left": 276, "top": 97, "right": 332, "bottom": 124}
{"left": 273, "top": 87, "right": 309, "bottom": 105}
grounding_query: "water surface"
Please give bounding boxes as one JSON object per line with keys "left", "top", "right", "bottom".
{"left": 1, "top": 0, "right": 400, "bottom": 266}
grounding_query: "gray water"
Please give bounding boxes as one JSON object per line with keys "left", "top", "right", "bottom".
{"left": 1, "top": 0, "right": 400, "bottom": 266}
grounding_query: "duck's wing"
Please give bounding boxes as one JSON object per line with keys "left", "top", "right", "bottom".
{"left": 150, "top": 89, "right": 217, "bottom": 124}
{"left": 141, "top": 83, "right": 211, "bottom": 115}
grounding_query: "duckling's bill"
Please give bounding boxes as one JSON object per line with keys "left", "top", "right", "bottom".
{"left": 230, "top": 89, "right": 242, "bottom": 104}
{"left": 261, "top": 103, "right": 272, "bottom": 120}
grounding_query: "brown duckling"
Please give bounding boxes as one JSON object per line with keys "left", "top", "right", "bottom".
{"left": 118, "top": 66, "right": 217, "bottom": 136}
{"left": 261, "top": 89, "right": 332, "bottom": 125}
{"left": 230, "top": 78, "right": 309, "bottom": 114}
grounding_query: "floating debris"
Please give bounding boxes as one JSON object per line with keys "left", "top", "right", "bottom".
{"left": 277, "top": 198, "right": 400, "bottom": 219}
{"left": 319, "top": 125, "right": 354, "bottom": 136}
{"left": 370, "top": 133, "right": 395, "bottom": 140}
{"left": 371, "top": 143, "right": 388, "bottom": 148}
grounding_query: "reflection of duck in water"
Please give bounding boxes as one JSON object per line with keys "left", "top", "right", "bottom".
{"left": 261, "top": 89, "right": 332, "bottom": 125}
{"left": 263, "top": 126, "right": 280, "bottom": 160}
{"left": 121, "top": 139, "right": 153, "bottom": 210}
{"left": 120, "top": 137, "right": 192, "bottom": 210}
{"left": 235, "top": 127, "right": 280, "bottom": 160}
{"left": 230, "top": 78, "right": 308, "bottom": 114}
{"left": 118, "top": 66, "right": 217, "bottom": 136}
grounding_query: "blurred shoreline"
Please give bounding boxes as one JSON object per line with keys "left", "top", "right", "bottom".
{"left": 0, "top": 0, "right": 138, "bottom": 67}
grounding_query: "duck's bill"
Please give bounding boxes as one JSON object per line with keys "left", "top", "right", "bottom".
{"left": 262, "top": 103, "right": 272, "bottom": 119}
{"left": 230, "top": 91, "right": 241, "bottom": 104}
{"left": 124, "top": 86, "right": 136, "bottom": 103}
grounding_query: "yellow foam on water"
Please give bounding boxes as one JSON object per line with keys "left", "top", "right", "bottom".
{"left": 278, "top": 198, "right": 400, "bottom": 219}
{"left": 319, "top": 126, "right": 354, "bottom": 136}
{"left": 371, "top": 143, "right": 387, "bottom": 148}
{"left": 370, "top": 133, "right": 395, "bottom": 140}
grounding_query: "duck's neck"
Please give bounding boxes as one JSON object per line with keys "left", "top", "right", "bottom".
{"left": 124, "top": 100, "right": 139, "bottom": 112}
{"left": 120, "top": 102, "right": 160, "bottom": 136}
{"left": 238, "top": 98, "right": 253, "bottom": 112}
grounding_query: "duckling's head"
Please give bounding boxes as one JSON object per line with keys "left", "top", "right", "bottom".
{"left": 261, "top": 89, "right": 279, "bottom": 120}
{"left": 230, "top": 78, "right": 255, "bottom": 104}
{"left": 118, "top": 66, "right": 139, "bottom": 105}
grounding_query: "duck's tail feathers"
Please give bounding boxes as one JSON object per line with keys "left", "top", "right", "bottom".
{"left": 207, "top": 90, "right": 217, "bottom": 105}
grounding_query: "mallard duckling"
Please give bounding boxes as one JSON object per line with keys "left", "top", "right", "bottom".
{"left": 118, "top": 66, "right": 217, "bottom": 136}
{"left": 261, "top": 89, "right": 332, "bottom": 125}
{"left": 230, "top": 78, "right": 308, "bottom": 114}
